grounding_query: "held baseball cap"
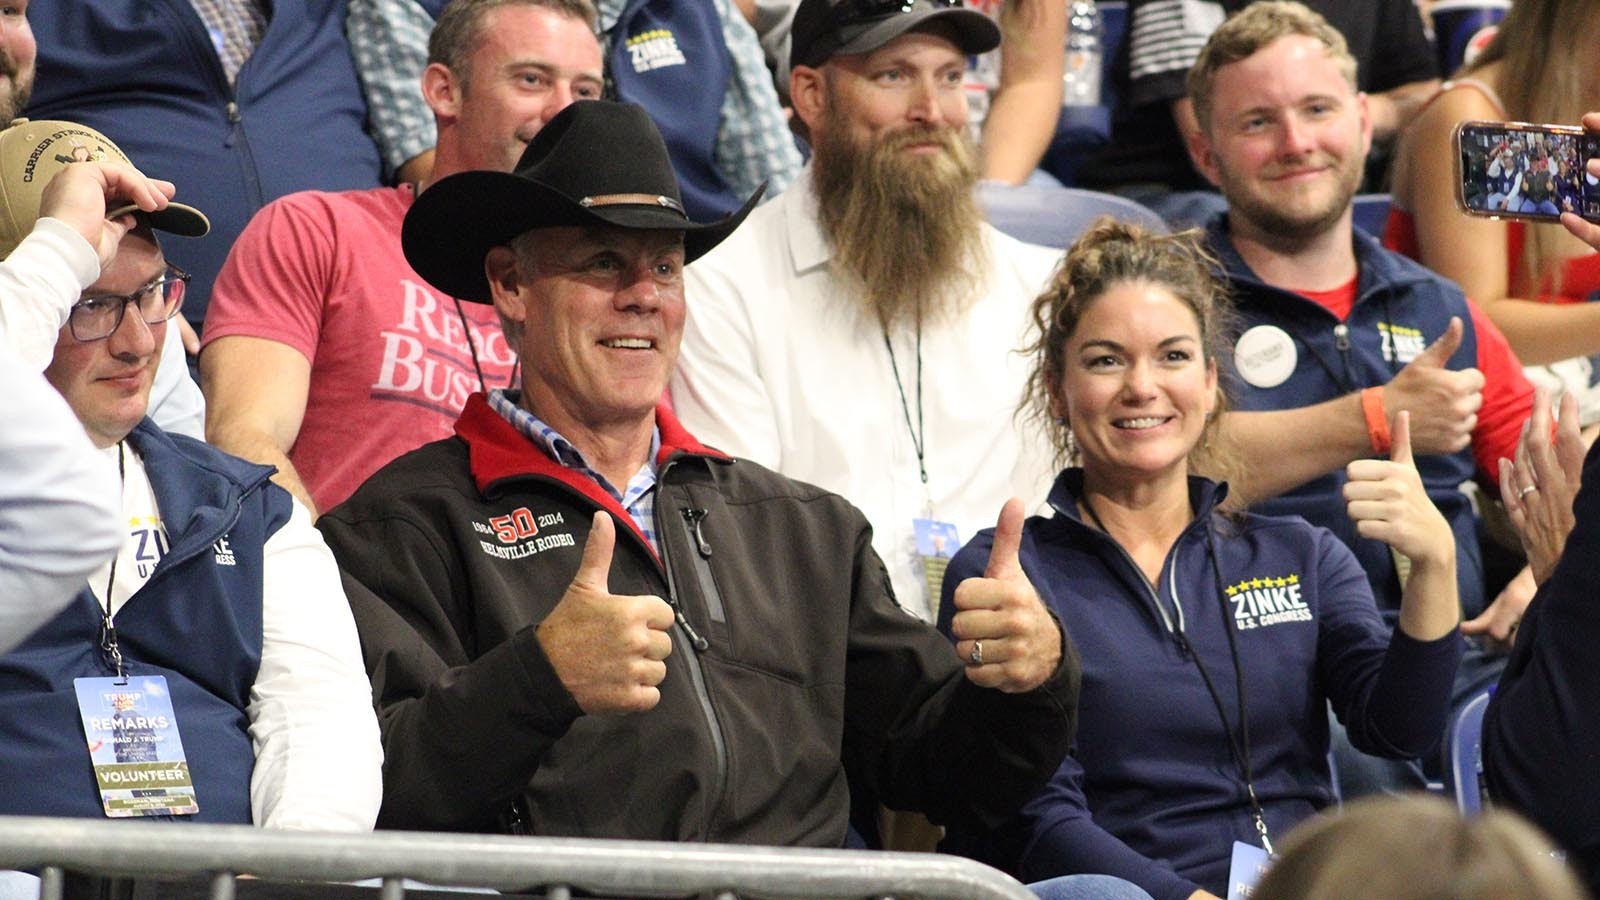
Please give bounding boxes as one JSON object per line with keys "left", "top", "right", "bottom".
{"left": 0, "top": 119, "right": 210, "bottom": 260}
{"left": 790, "top": 0, "right": 1001, "bottom": 71}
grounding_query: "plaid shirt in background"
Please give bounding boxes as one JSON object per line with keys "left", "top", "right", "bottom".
{"left": 188, "top": 0, "right": 267, "bottom": 85}
{"left": 488, "top": 389, "right": 662, "bottom": 555}
{"left": 343, "top": 0, "right": 801, "bottom": 194}
{"left": 345, "top": 0, "right": 437, "bottom": 178}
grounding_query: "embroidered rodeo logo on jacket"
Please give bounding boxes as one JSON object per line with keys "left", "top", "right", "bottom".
{"left": 470, "top": 508, "right": 574, "bottom": 560}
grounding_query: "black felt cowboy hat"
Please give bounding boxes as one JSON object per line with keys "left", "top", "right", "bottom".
{"left": 402, "top": 101, "right": 763, "bottom": 303}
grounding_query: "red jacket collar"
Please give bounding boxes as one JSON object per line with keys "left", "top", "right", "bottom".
{"left": 452, "top": 394, "right": 729, "bottom": 547}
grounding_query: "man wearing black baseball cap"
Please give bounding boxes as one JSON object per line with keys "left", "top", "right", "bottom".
{"left": 318, "top": 99, "right": 1081, "bottom": 851}
{"left": 672, "top": 0, "right": 1062, "bottom": 625}
{"left": 788, "top": 0, "right": 1000, "bottom": 69}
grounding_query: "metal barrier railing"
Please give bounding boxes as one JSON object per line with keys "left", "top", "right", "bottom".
{"left": 0, "top": 815, "right": 1036, "bottom": 900}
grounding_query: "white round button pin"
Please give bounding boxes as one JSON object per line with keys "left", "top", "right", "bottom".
{"left": 1233, "top": 325, "right": 1297, "bottom": 389}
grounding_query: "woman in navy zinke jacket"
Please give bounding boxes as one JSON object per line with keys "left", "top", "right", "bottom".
{"left": 938, "top": 221, "right": 1463, "bottom": 900}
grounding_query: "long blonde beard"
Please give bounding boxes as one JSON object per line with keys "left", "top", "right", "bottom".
{"left": 811, "top": 114, "right": 989, "bottom": 330}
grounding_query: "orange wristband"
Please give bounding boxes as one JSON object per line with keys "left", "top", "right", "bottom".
{"left": 1361, "top": 387, "right": 1390, "bottom": 455}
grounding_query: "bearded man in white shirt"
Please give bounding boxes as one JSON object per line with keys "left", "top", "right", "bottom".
{"left": 672, "top": 0, "right": 1059, "bottom": 620}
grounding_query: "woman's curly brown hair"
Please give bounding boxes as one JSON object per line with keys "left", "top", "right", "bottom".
{"left": 1021, "top": 218, "right": 1238, "bottom": 482}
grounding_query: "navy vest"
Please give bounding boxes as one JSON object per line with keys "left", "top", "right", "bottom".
{"left": 26, "top": 0, "right": 383, "bottom": 327}
{"left": 0, "top": 423, "right": 288, "bottom": 823}
{"left": 605, "top": 0, "right": 740, "bottom": 220}
{"left": 1212, "top": 223, "right": 1487, "bottom": 620}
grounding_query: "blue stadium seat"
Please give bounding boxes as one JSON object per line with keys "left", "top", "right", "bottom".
{"left": 1352, "top": 193, "right": 1392, "bottom": 238}
{"left": 978, "top": 182, "right": 1168, "bottom": 249}
{"left": 1444, "top": 689, "right": 1493, "bottom": 815}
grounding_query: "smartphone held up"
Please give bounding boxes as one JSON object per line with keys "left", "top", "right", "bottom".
{"left": 1454, "top": 120, "right": 1600, "bottom": 224}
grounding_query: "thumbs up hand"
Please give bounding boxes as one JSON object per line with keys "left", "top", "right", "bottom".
{"left": 1343, "top": 411, "right": 1455, "bottom": 569}
{"left": 1381, "top": 317, "right": 1484, "bottom": 455}
{"left": 949, "top": 498, "right": 1063, "bottom": 693}
{"left": 536, "top": 512, "right": 676, "bottom": 715}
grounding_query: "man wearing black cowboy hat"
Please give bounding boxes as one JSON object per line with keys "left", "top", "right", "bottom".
{"left": 317, "top": 100, "right": 1080, "bottom": 846}
{"left": 671, "top": 0, "right": 1062, "bottom": 624}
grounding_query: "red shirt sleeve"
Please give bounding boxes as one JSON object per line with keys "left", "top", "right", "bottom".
{"left": 200, "top": 191, "right": 340, "bottom": 361}
{"left": 1467, "top": 297, "right": 1535, "bottom": 488}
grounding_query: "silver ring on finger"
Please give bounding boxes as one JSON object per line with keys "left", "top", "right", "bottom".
{"left": 968, "top": 640, "right": 984, "bottom": 666}
{"left": 1519, "top": 484, "right": 1539, "bottom": 500}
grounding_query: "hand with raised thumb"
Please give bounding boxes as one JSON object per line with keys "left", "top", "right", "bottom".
{"left": 535, "top": 511, "right": 675, "bottom": 715}
{"left": 1344, "top": 411, "right": 1454, "bottom": 568}
{"left": 949, "top": 498, "right": 1062, "bottom": 693}
{"left": 1381, "top": 317, "right": 1483, "bottom": 455}
{"left": 1413, "top": 315, "right": 1463, "bottom": 368}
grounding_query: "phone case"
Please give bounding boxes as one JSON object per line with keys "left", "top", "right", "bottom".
{"left": 1453, "top": 120, "right": 1600, "bottom": 224}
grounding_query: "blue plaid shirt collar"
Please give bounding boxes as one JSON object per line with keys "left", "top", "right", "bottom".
{"left": 487, "top": 389, "right": 661, "bottom": 554}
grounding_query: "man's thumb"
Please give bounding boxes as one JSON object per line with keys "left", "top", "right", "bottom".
{"left": 1390, "top": 410, "right": 1414, "bottom": 465}
{"left": 984, "top": 497, "right": 1026, "bottom": 579}
{"left": 1414, "top": 316, "right": 1463, "bottom": 368}
{"left": 573, "top": 511, "right": 615, "bottom": 591}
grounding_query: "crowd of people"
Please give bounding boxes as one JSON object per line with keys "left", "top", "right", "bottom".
{"left": 2, "top": 0, "right": 1599, "bottom": 898}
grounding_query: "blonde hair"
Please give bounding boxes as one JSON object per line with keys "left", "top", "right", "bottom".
{"left": 1022, "top": 219, "right": 1235, "bottom": 480}
{"left": 1464, "top": 0, "right": 1600, "bottom": 295}
{"left": 1186, "top": 1, "right": 1358, "bottom": 132}
{"left": 1254, "top": 795, "right": 1591, "bottom": 900}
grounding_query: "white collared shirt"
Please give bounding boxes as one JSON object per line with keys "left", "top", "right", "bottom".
{"left": 673, "top": 168, "right": 1060, "bottom": 620}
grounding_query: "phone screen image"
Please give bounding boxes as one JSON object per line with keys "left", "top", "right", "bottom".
{"left": 1457, "top": 122, "right": 1600, "bottom": 222}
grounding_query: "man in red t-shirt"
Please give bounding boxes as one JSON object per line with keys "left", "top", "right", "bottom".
{"left": 200, "top": 0, "right": 603, "bottom": 516}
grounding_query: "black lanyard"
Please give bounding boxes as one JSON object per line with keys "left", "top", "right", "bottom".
{"left": 449, "top": 295, "right": 490, "bottom": 391}
{"left": 883, "top": 326, "right": 928, "bottom": 485}
{"left": 1081, "top": 495, "right": 1273, "bottom": 854}
{"left": 1196, "top": 526, "right": 1273, "bottom": 855}
{"left": 98, "top": 443, "right": 128, "bottom": 685}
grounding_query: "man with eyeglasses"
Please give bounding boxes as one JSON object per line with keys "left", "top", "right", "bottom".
{"left": 672, "top": 0, "right": 1061, "bottom": 624}
{"left": 0, "top": 120, "right": 382, "bottom": 835}
{"left": 0, "top": 146, "right": 147, "bottom": 656}
{"left": 0, "top": 1, "right": 207, "bottom": 442}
